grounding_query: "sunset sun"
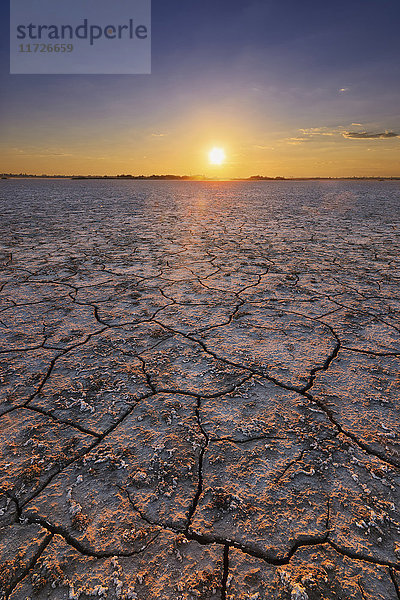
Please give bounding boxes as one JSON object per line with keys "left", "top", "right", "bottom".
{"left": 208, "top": 147, "right": 226, "bottom": 165}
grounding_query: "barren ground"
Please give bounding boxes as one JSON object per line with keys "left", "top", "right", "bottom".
{"left": 0, "top": 180, "right": 399, "bottom": 599}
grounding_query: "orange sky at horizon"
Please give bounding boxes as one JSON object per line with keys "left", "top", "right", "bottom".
{"left": 1, "top": 107, "right": 400, "bottom": 178}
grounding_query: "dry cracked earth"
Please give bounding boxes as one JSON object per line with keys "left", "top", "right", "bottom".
{"left": 0, "top": 179, "right": 400, "bottom": 600}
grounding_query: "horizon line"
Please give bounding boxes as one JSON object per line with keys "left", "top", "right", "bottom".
{"left": 2, "top": 173, "right": 400, "bottom": 181}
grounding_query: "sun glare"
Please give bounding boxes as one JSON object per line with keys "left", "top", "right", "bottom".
{"left": 209, "top": 147, "right": 226, "bottom": 165}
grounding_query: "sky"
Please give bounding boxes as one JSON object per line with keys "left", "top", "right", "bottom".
{"left": 0, "top": 0, "right": 400, "bottom": 177}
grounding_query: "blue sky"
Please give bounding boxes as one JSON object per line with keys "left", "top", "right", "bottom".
{"left": 1, "top": 0, "right": 399, "bottom": 176}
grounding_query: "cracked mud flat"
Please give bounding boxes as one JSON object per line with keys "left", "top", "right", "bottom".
{"left": 0, "top": 179, "right": 399, "bottom": 599}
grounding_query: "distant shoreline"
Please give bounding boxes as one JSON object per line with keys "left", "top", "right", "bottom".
{"left": 1, "top": 174, "right": 400, "bottom": 181}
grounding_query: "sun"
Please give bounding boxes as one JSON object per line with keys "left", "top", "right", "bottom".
{"left": 209, "top": 147, "right": 226, "bottom": 165}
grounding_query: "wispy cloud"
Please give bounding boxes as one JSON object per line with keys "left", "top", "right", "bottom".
{"left": 10, "top": 147, "right": 73, "bottom": 157}
{"left": 151, "top": 133, "right": 167, "bottom": 137}
{"left": 282, "top": 128, "right": 339, "bottom": 144}
{"left": 286, "top": 137, "right": 309, "bottom": 145}
{"left": 343, "top": 131, "right": 400, "bottom": 139}
{"left": 299, "top": 127, "right": 336, "bottom": 136}
{"left": 273, "top": 124, "right": 399, "bottom": 148}
{"left": 339, "top": 87, "right": 349, "bottom": 93}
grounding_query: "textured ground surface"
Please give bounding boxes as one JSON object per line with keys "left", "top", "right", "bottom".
{"left": 0, "top": 179, "right": 399, "bottom": 599}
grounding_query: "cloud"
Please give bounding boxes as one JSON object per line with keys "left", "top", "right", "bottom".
{"left": 286, "top": 137, "right": 309, "bottom": 145}
{"left": 151, "top": 133, "right": 167, "bottom": 137}
{"left": 283, "top": 128, "right": 339, "bottom": 144}
{"left": 10, "top": 147, "right": 73, "bottom": 157}
{"left": 339, "top": 87, "right": 349, "bottom": 93}
{"left": 254, "top": 144, "right": 274, "bottom": 150}
{"left": 299, "top": 127, "right": 335, "bottom": 136}
{"left": 43, "top": 152, "right": 73, "bottom": 156}
{"left": 280, "top": 124, "right": 398, "bottom": 145}
{"left": 343, "top": 131, "right": 400, "bottom": 139}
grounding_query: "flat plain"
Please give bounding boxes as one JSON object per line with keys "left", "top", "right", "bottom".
{"left": 0, "top": 179, "right": 399, "bottom": 599}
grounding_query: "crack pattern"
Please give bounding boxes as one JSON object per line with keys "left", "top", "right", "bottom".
{"left": 1, "top": 179, "right": 400, "bottom": 599}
